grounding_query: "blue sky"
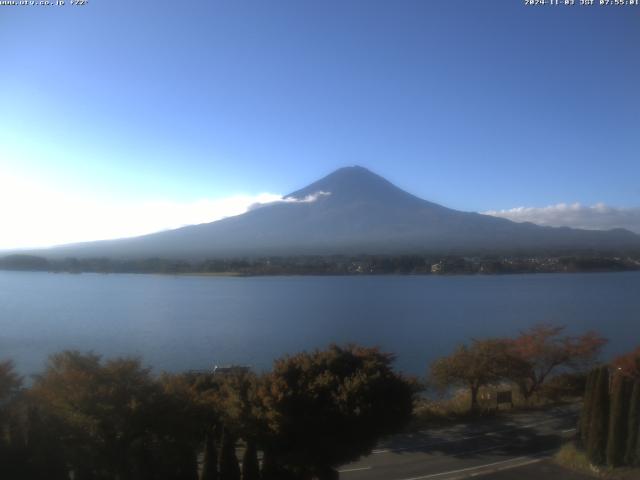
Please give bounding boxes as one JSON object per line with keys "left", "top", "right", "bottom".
{"left": 1, "top": 0, "right": 639, "bottom": 247}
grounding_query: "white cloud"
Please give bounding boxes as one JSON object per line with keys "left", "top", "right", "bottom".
{"left": 484, "top": 203, "right": 640, "bottom": 234}
{"left": 285, "top": 191, "right": 332, "bottom": 203}
{"left": 0, "top": 172, "right": 293, "bottom": 250}
{"left": 248, "top": 191, "right": 331, "bottom": 210}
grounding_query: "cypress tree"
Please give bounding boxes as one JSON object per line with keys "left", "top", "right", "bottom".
{"left": 260, "top": 451, "right": 296, "bottom": 480}
{"left": 201, "top": 431, "right": 218, "bottom": 480}
{"left": 259, "top": 449, "right": 281, "bottom": 480}
{"left": 241, "top": 440, "right": 260, "bottom": 480}
{"left": 218, "top": 428, "right": 241, "bottom": 480}
{"left": 607, "top": 373, "right": 630, "bottom": 466}
{"left": 580, "top": 369, "right": 597, "bottom": 447}
{"left": 74, "top": 466, "right": 97, "bottom": 480}
{"left": 178, "top": 448, "right": 199, "bottom": 480}
{"left": 587, "top": 366, "right": 610, "bottom": 465}
{"left": 625, "top": 381, "right": 640, "bottom": 466}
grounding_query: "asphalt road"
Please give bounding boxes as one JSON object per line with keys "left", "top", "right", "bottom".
{"left": 337, "top": 404, "right": 591, "bottom": 480}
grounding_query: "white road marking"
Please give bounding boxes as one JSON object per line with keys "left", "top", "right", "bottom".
{"left": 468, "top": 458, "right": 543, "bottom": 477}
{"left": 372, "top": 448, "right": 391, "bottom": 454}
{"left": 338, "top": 466, "right": 372, "bottom": 473}
{"left": 344, "top": 445, "right": 509, "bottom": 475}
{"left": 373, "top": 417, "right": 565, "bottom": 455}
{"left": 395, "top": 449, "right": 557, "bottom": 480}
{"left": 562, "top": 428, "right": 577, "bottom": 433}
{"left": 395, "top": 456, "right": 531, "bottom": 480}
{"left": 520, "top": 418, "right": 556, "bottom": 429}
{"left": 494, "top": 457, "right": 543, "bottom": 471}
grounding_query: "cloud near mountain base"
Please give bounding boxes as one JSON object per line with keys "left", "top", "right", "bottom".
{"left": 248, "top": 191, "right": 331, "bottom": 211}
{"left": 484, "top": 203, "right": 640, "bottom": 234}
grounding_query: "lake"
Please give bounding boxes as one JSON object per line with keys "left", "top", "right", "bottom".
{"left": 1, "top": 270, "right": 639, "bottom": 378}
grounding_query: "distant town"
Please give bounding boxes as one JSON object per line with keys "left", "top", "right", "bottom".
{"left": 1, "top": 253, "right": 639, "bottom": 276}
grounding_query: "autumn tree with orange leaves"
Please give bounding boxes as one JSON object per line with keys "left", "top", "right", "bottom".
{"left": 507, "top": 324, "right": 606, "bottom": 401}
{"left": 612, "top": 346, "right": 640, "bottom": 380}
{"left": 430, "top": 339, "right": 517, "bottom": 412}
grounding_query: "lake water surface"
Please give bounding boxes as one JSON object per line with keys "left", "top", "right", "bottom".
{"left": 1, "top": 271, "right": 638, "bottom": 377}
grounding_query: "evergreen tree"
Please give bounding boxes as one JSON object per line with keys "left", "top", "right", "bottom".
{"left": 587, "top": 366, "right": 610, "bottom": 465}
{"left": 259, "top": 344, "right": 417, "bottom": 478}
{"left": 0, "top": 360, "right": 26, "bottom": 479}
{"left": 177, "top": 448, "right": 199, "bottom": 480}
{"left": 241, "top": 440, "right": 260, "bottom": 480}
{"left": 201, "top": 431, "right": 219, "bottom": 480}
{"left": 260, "top": 448, "right": 295, "bottom": 480}
{"left": 30, "top": 352, "right": 166, "bottom": 479}
{"left": 74, "top": 465, "right": 97, "bottom": 480}
{"left": 218, "top": 428, "right": 241, "bottom": 480}
{"left": 24, "top": 406, "right": 69, "bottom": 480}
{"left": 260, "top": 448, "right": 278, "bottom": 480}
{"left": 579, "top": 369, "right": 597, "bottom": 447}
{"left": 625, "top": 381, "right": 640, "bottom": 466}
{"left": 607, "top": 373, "right": 631, "bottom": 466}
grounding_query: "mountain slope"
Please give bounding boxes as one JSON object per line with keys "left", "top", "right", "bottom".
{"left": 33, "top": 166, "right": 640, "bottom": 259}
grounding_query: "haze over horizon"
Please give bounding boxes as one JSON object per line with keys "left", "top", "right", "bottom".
{"left": 1, "top": 1, "right": 638, "bottom": 249}
{"left": 3, "top": 166, "right": 640, "bottom": 251}
{"left": 4, "top": 166, "right": 638, "bottom": 261}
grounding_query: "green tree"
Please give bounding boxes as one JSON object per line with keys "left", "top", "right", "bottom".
{"left": 158, "top": 372, "right": 221, "bottom": 480}
{"left": 241, "top": 440, "right": 260, "bottom": 480}
{"left": 260, "top": 448, "right": 295, "bottom": 480}
{"left": 0, "top": 360, "right": 21, "bottom": 403}
{"left": 214, "top": 370, "right": 266, "bottom": 447}
{"left": 579, "top": 369, "right": 598, "bottom": 447}
{"left": 0, "top": 360, "right": 29, "bottom": 480}
{"left": 625, "top": 381, "right": 640, "bottom": 466}
{"left": 22, "top": 405, "right": 69, "bottom": 480}
{"left": 258, "top": 344, "right": 417, "bottom": 479}
{"left": 218, "top": 427, "right": 241, "bottom": 480}
{"left": 0, "top": 360, "right": 22, "bottom": 449}
{"left": 210, "top": 370, "right": 266, "bottom": 480}
{"left": 430, "top": 339, "right": 515, "bottom": 412}
{"left": 612, "top": 345, "right": 640, "bottom": 467}
{"left": 607, "top": 373, "right": 631, "bottom": 466}
{"left": 201, "top": 429, "right": 219, "bottom": 480}
{"left": 587, "top": 366, "right": 610, "bottom": 465}
{"left": 31, "top": 351, "right": 181, "bottom": 479}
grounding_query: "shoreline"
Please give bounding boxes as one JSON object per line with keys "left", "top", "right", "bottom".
{"left": 1, "top": 267, "right": 639, "bottom": 278}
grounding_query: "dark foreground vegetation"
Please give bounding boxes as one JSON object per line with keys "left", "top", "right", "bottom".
{"left": 0, "top": 323, "right": 609, "bottom": 480}
{"left": 1, "top": 253, "right": 640, "bottom": 275}
{"left": 576, "top": 346, "right": 640, "bottom": 469}
{"left": 0, "top": 345, "right": 417, "bottom": 480}
{"left": 552, "top": 346, "right": 640, "bottom": 478}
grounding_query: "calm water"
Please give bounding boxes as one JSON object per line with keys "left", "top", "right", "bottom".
{"left": 1, "top": 271, "right": 639, "bottom": 377}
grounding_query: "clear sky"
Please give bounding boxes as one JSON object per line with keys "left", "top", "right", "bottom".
{"left": 1, "top": 0, "right": 639, "bottom": 248}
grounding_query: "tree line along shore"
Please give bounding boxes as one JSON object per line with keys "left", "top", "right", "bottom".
{"left": 2, "top": 323, "right": 637, "bottom": 480}
{"left": 1, "top": 253, "right": 640, "bottom": 275}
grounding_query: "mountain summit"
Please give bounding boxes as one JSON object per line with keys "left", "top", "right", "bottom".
{"left": 38, "top": 167, "right": 640, "bottom": 259}
{"left": 287, "top": 166, "right": 426, "bottom": 205}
